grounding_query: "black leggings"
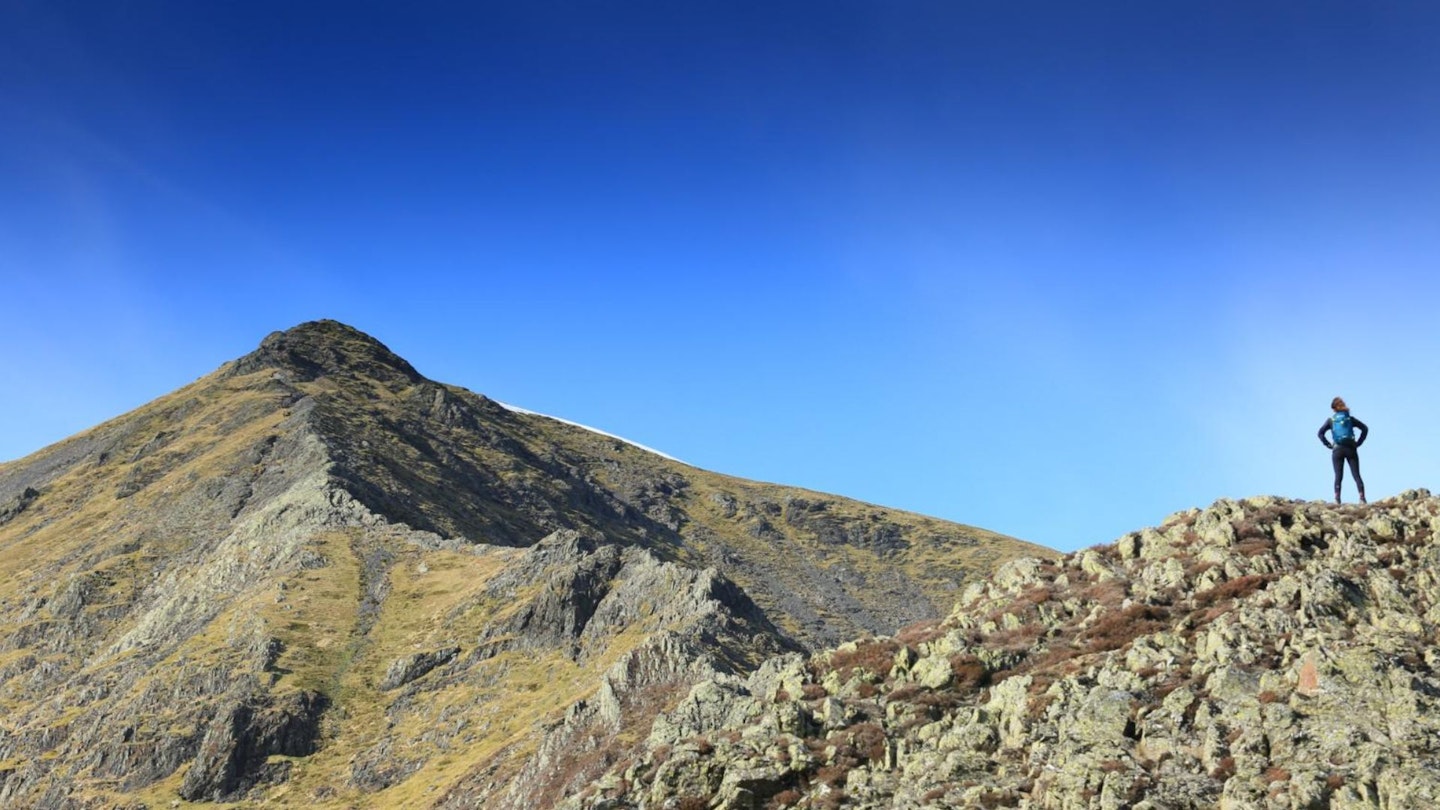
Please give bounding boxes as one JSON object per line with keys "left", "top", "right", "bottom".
{"left": 1332, "top": 443, "right": 1364, "bottom": 495}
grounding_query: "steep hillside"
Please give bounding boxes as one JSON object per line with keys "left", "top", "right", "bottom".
{"left": 0, "top": 320, "right": 1044, "bottom": 808}
{"left": 581, "top": 491, "right": 1440, "bottom": 809}
{"left": 224, "top": 320, "right": 1043, "bottom": 649}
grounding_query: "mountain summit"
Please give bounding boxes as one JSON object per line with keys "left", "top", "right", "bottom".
{"left": 0, "top": 320, "right": 1045, "bottom": 808}
{"left": 229, "top": 319, "right": 424, "bottom": 386}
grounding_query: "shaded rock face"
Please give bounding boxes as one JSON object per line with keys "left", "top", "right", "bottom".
{"left": 180, "top": 690, "right": 329, "bottom": 801}
{"left": 578, "top": 490, "right": 1440, "bottom": 810}
{"left": 380, "top": 647, "right": 460, "bottom": 691}
{"left": 0, "top": 320, "right": 1040, "bottom": 809}
{"left": 0, "top": 485, "right": 38, "bottom": 525}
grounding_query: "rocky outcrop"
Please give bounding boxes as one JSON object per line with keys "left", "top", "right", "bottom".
{"left": 470, "top": 529, "right": 798, "bottom": 665}
{"left": 578, "top": 490, "right": 1440, "bottom": 809}
{"left": 180, "top": 689, "right": 329, "bottom": 801}
{"left": 0, "top": 485, "right": 38, "bottom": 525}
{"left": 380, "top": 647, "right": 461, "bottom": 691}
{"left": 418, "top": 529, "right": 798, "bottom": 810}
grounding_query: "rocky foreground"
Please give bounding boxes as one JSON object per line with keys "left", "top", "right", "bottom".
{"left": 575, "top": 491, "right": 1440, "bottom": 809}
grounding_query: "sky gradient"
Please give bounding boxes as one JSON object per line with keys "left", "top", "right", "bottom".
{"left": 4, "top": 2, "right": 1439, "bottom": 551}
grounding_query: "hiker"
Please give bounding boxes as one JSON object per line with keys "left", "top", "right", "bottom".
{"left": 1318, "top": 397, "right": 1368, "bottom": 504}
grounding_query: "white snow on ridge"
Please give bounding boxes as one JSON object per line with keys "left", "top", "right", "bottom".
{"left": 495, "top": 401, "right": 682, "bottom": 463}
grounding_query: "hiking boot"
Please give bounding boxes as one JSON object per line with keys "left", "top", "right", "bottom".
{"left": 1360, "top": 492, "right": 1367, "bottom": 504}
{"left": 1334, "top": 492, "right": 1342, "bottom": 505}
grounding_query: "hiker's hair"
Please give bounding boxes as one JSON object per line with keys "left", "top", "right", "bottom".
{"left": 1331, "top": 397, "right": 1348, "bottom": 411}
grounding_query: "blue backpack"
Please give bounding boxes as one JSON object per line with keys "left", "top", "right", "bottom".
{"left": 1332, "top": 411, "right": 1355, "bottom": 443}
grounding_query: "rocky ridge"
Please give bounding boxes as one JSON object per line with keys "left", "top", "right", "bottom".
{"left": 576, "top": 491, "right": 1440, "bottom": 809}
{"left": 0, "top": 320, "right": 1043, "bottom": 808}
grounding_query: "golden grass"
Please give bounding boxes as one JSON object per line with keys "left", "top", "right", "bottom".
{"left": 250, "top": 544, "right": 658, "bottom": 809}
{"left": 257, "top": 530, "right": 365, "bottom": 697}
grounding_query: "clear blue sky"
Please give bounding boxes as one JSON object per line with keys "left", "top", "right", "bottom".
{"left": 4, "top": 2, "right": 1439, "bottom": 551}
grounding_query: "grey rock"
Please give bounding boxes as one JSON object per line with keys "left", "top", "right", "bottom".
{"left": 0, "top": 486, "right": 39, "bottom": 525}
{"left": 179, "top": 690, "right": 327, "bottom": 801}
{"left": 576, "top": 492, "right": 1440, "bottom": 810}
{"left": 380, "top": 646, "right": 460, "bottom": 690}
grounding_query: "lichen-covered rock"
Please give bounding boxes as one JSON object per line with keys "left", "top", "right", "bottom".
{"left": 573, "top": 490, "right": 1440, "bottom": 810}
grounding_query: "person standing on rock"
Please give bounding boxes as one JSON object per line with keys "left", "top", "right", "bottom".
{"left": 1319, "top": 397, "right": 1368, "bottom": 504}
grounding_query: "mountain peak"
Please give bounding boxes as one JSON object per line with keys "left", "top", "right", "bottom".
{"left": 0, "top": 320, "right": 1047, "bottom": 808}
{"left": 228, "top": 319, "right": 423, "bottom": 386}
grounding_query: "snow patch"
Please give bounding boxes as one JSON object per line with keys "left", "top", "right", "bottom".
{"left": 495, "top": 401, "right": 682, "bottom": 463}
